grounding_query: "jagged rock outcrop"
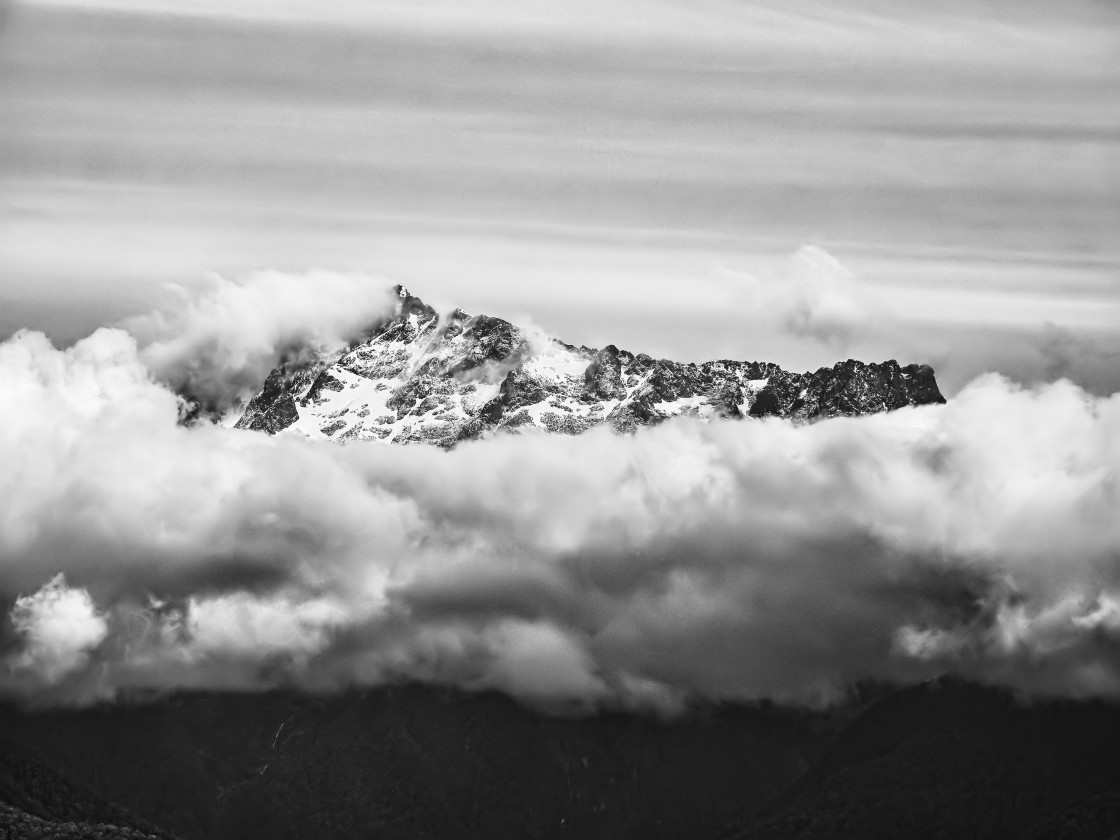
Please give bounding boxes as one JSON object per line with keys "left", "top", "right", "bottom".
{"left": 237, "top": 368, "right": 300, "bottom": 434}
{"left": 229, "top": 286, "right": 946, "bottom": 446}
{"left": 747, "top": 359, "right": 944, "bottom": 421}
{"left": 584, "top": 345, "right": 627, "bottom": 400}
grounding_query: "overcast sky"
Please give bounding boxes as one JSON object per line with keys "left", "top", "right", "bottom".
{"left": 1, "top": 0, "right": 1118, "bottom": 393}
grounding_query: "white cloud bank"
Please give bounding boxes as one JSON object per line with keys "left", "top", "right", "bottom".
{"left": 1, "top": 275, "right": 1119, "bottom": 711}
{"left": 129, "top": 271, "right": 397, "bottom": 412}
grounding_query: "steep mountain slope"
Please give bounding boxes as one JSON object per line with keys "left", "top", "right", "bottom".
{"left": 229, "top": 287, "right": 945, "bottom": 445}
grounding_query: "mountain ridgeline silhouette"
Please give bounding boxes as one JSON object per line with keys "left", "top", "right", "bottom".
{"left": 226, "top": 286, "right": 945, "bottom": 444}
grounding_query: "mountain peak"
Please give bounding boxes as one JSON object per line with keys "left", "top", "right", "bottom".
{"left": 229, "top": 288, "right": 946, "bottom": 445}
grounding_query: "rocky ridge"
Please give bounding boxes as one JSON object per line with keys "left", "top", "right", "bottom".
{"left": 229, "top": 286, "right": 946, "bottom": 445}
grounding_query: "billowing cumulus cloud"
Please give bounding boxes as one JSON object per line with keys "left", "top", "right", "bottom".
{"left": 1, "top": 281, "right": 1120, "bottom": 711}
{"left": 128, "top": 271, "right": 397, "bottom": 412}
{"left": 730, "top": 246, "right": 875, "bottom": 349}
{"left": 7, "top": 574, "right": 108, "bottom": 689}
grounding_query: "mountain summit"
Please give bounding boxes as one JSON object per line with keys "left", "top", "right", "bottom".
{"left": 230, "top": 286, "right": 945, "bottom": 445}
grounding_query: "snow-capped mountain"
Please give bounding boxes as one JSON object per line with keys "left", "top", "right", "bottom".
{"left": 228, "top": 286, "right": 945, "bottom": 445}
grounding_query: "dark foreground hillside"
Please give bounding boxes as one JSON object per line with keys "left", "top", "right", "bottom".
{"left": 723, "top": 679, "right": 1120, "bottom": 840}
{"left": 0, "top": 686, "right": 827, "bottom": 840}
{"left": 0, "top": 739, "right": 170, "bottom": 840}
{"left": 1, "top": 680, "right": 1118, "bottom": 840}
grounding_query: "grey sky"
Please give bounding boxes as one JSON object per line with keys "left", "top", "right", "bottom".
{"left": 1, "top": 0, "right": 1118, "bottom": 393}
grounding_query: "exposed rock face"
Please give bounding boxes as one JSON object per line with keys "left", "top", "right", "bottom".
{"left": 584, "top": 345, "right": 627, "bottom": 400}
{"left": 230, "top": 286, "right": 946, "bottom": 445}
{"left": 747, "top": 359, "right": 944, "bottom": 421}
{"left": 237, "top": 367, "right": 300, "bottom": 434}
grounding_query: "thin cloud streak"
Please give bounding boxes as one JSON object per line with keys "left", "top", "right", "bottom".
{"left": 20, "top": 0, "right": 1118, "bottom": 60}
